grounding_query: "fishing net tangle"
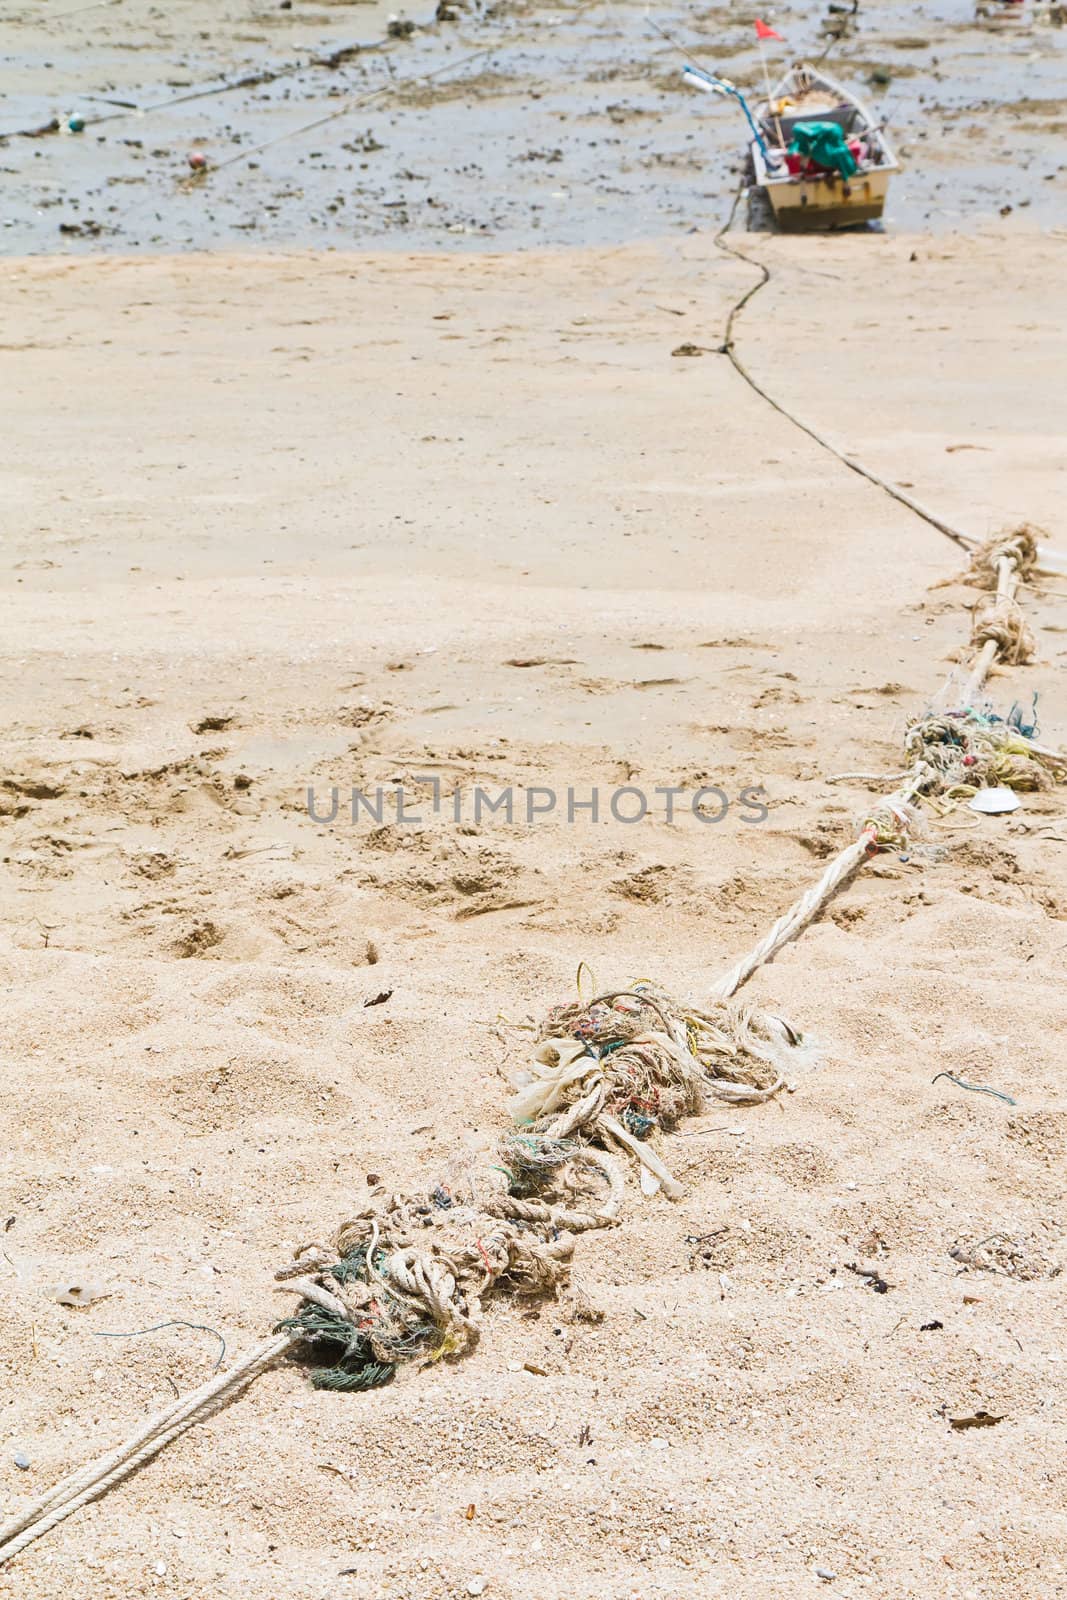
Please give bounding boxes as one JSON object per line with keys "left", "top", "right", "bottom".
{"left": 278, "top": 528, "right": 1063, "bottom": 1392}
{"left": 902, "top": 525, "right": 1064, "bottom": 798}
{"left": 274, "top": 983, "right": 800, "bottom": 1390}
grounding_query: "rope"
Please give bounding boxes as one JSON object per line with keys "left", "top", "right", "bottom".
{"left": 712, "top": 196, "right": 974, "bottom": 554}
{"left": 965, "top": 527, "right": 1040, "bottom": 588}
{"left": 708, "top": 528, "right": 1055, "bottom": 1001}
{"left": 192, "top": 46, "right": 500, "bottom": 183}
{"left": 0, "top": 191, "right": 1059, "bottom": 1566}
{"left": 826, "top": 770, "right": 910, "bottom": 784}
{"left": 0, "top": 528, "right": 1056, "bottom": 1572}
{"left": 0, "top": 1333, "right": 292, "bottom": 1566}
{"left": 709, "top": 768, "right": 927, "bottom": 1001}
{"left": 962, "top": 555, "right": 1021, "bottom": 704}
{"left": 707, "top": 205, "right": 1062, "bottom": 591}
{"left": 961, "top": 538, "right": 1045, "bottom": 696}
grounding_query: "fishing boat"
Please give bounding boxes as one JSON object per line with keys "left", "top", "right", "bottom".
{"left": 749, "top": 63, "right": 898, "bottom": 230}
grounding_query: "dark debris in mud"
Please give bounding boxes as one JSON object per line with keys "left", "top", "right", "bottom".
{"left": 1, "top": 0, "right": 1065, "bottom": 253}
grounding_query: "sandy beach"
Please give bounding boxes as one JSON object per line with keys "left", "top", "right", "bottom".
{"left": 2, "top": 5, "right": 1067, "bottom": 1597}
{"left": 2, "top": 227, "right": 1066, "bottom": 1597}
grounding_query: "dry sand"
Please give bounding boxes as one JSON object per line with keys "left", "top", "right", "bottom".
{"left": 2, "top": 229, "right": 1067, "bottom": 1598}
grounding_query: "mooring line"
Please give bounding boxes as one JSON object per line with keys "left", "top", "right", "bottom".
{"left": 712, "top": 190, "right": 974, "bottom": 553}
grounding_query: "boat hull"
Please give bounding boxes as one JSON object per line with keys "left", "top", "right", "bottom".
{"left": 759, "top": 161, "right": 891, "bottom": 232}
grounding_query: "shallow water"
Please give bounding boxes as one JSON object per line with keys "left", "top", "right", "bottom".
{"left": 1, "top": 0, "right": 1065, "bottom": 251}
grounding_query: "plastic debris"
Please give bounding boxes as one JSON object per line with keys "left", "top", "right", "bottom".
{"left": 187, "top": 151, "right": 208, "bottom": 172}
{"left": 52, "top": 1280, "right": 108, "bottom": 1307}
{"left": 968, "top": 786, "right": 1020, "bottom": 814}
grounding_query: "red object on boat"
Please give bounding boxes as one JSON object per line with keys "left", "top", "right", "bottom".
{"left": 784, "top": 138, "right": 867, "bottom": 179}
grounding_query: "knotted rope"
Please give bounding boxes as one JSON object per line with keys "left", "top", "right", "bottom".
{"left": 964, "top": 524, "right": 1040, "bottom": 590}
{"left": 962, "top": 546, "right": 1028, "bottom": 705}
{"left": 971, "top": 592, "right": 1035, "bottom": 666}
{"left": 712, "top": 523, "right": 1060, "bottom": 995}
{"left": 2, "top": 525, "right": 1060, "bottom": 1570}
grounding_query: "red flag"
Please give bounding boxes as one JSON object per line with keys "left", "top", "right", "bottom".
{"left": 754, "top": 18, "right": 783, "bottom": 39}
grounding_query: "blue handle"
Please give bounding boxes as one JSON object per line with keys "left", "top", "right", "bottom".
{"left": 682, "top": 64, "right": 779, "bottom": 168}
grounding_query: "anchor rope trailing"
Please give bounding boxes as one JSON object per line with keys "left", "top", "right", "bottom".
{"left": 1, "top": 522, "right": 1060, "bottom": 1570}
{"left": 0, "top": 1333, "right": 292, "bottom": 1565}
{"left": 714, "top": 207, "right": 976, "bottom": 554}
{"left": 709, "top": 524, "right": 1063, "bottom": 999}
{"left": 709, "top": 198, "right": 1067, "bottom": 567}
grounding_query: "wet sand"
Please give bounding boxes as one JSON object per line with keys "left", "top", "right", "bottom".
{"left": 2, "top": 0, "right": 1067, "bottom": 252}
{"left": 2, "top": 229, "right": 1066, "bottom": 1596}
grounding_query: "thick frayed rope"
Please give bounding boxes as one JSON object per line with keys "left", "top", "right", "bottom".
{"left": 972, "top": 593, "right": 1035, "bottom": 665}
{"left": 709, "top": 781, "right": 927, "bottom": 1001}
{"left": 965, "top": 524, "right": 1042, "bottom": 590}
{"left": 959, "top": 537, "right": 1030, "bottom": 707}
{"left": 269, "top": 983, "right": 801, "bottom": 1390}
{"left": 898, "top": 527, "right": 1062, "bottom": 795}
{"left": 717, "top": 525, "right": 1060, "bottom": 992}
{"left": 2, "top": 526, "right": 1060, "bottom": 1570}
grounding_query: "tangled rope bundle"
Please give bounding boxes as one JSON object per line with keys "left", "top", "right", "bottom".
{"left": 1, "top": 524, "right": 1062, "bottom": 1570}
{"left": 514, "top": 983, "right": 798, "bottom": 1188}
{"left": 964, "top": 524, "right": 1041, "bottom": 590}
{"left": 270, "top": 982, "right": 799, "bottom": 1388}
{"left": 273, "top": 1132, "right": 625, "bottom": 1386}
{"left": 904, "top": 708, "right": 1065, "bottom": 797}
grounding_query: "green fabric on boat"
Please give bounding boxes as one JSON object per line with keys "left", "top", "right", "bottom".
{"left": 789, "top": 120, "right": 858, "bottom": 179}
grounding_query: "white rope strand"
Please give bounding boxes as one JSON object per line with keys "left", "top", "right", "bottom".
{"left": 710, "top": 539, "right": 1034, "bottom": 1003}
{"left": 0, "top": 1333, "right": 292, "bottom": 1566}
{"left": 962, "top": 554, "right": 1018, "bottom": 705}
